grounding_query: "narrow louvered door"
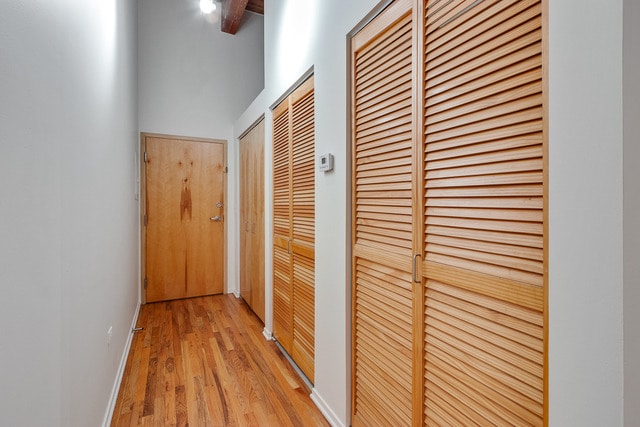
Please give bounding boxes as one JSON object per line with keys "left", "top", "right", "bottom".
{"left": 272, "top": 76, "right": 316, "bottom": 382}
{"left": 272, "top": 101, "right": 293, "bottom": 352}
{"left": 422, "top": 0, "right": 546, "bottom": 425}
{"left": 351, "top": 0, "right": 421, "bottom": 425}
{"left": 290, "top": 77, "right": 315, "bottom": 382}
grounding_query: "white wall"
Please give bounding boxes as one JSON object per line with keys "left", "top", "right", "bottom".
{"left": 138, "top": 0, "right": 264, "bottom": 295}
{"left": 548, "top": 0, "right": 624, "bottom": 425}
{"left": 0, "top": 1, "right": 139, "bottom": 426}
{"left": 624, "top": 0, "right": 640, "bottom": 424}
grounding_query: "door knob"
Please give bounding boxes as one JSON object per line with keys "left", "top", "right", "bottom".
{"left": 210, "top": 215, "right": 222, "bottom": 222}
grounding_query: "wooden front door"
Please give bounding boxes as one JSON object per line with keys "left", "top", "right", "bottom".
{"left": 143, "top": 134, "right": 226, "bottom": 302}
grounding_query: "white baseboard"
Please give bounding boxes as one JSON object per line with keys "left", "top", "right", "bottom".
{"left": 310, "top": 389, "right": 346, "bottom": 427}
{"left": 102, "top": 302, "right": 141, "bottom": 427}
{"left": 262, "top": 327, "right": 273, "bottom": 341}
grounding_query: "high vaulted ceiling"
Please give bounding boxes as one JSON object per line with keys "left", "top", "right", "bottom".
{"left": 221, "top": 0, "right": 264, "bottom": 35}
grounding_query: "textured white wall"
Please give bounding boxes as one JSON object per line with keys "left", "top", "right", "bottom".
{"left": 0, "top": 1, "right": 139, "bottom": 426}
{"left": 624, "top": 0, "right": 640, "bottom": 424}
{"left": 548, "top": 0, "right": 624, "bottom": 425}
{"left": 138, "top": 0, "right": 264, "bottom": 295}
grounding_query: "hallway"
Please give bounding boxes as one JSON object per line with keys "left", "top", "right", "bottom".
{"left": 111, "top": 295, "right": 328, "bottom": 426}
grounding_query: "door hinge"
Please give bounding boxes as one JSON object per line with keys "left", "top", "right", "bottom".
{"left": 224, "top": 166, "right": 228, "bottom": 173}
{"left": 144, "top": 278, "right": 148, "bottom": 289}
{"left": 144, "top": 214, "right": 148, "bottom": 226}
{"left": 143, "top": 151, "right": 148, "bottom": 163}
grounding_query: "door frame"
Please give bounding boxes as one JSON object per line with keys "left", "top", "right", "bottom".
{"left": 140, "top": 132, "right": 228, "bottom": 304}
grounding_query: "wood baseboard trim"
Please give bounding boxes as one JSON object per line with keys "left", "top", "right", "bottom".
{"left": 102, "top": 302, "right": 141, "bottom": 427}
{"left": 310, "top": 389, "right": 345, "bottom": 427}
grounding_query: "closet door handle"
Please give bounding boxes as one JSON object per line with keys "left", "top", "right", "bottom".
{"left": 413, "top": 254, "right": 421, "bottom": 283}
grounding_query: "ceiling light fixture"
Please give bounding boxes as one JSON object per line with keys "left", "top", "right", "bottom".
{"left": 199, "top": 0, "right": 216, "bottom": 14}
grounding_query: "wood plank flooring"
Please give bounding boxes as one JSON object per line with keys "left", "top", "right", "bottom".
{"left": 111, "top": 295, "right": 329, "bottom": 427}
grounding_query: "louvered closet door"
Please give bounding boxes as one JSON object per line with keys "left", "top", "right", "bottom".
{"left": 422, "top": 0, "right": 546, "bottom": 425}
{"left": 272, "top": 102, "right": 293, "bottom": 351}
{"left": 272, "top": 76, "right": 316, "bottom": 382}
{"left": 290, "top": 78, "right": 316, "bottom": 382}
{"left": 351, "top": 0, "right": 421, "bottom": 425}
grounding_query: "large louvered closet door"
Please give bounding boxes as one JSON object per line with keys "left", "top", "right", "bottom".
{"left": 422, "top": 0, "right": 545, "bottom": 425}
{"left": 351, "top": 0, "right": 547, "bottom": 425}
{"left": 351, "top": 0, "right": 421, "bottom": 425}
{"left": 272, "top": 76, "right": 316, "bottom": 382}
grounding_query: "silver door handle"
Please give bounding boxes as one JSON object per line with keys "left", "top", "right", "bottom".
{"left": 210, "top": 215, "right": 222, "bottom": 222}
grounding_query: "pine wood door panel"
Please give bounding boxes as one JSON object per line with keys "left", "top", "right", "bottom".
{"left": 351, "top": 0, "right": 418, "bottom": 425}
{"left": 422, "top": 0, "right": 546, "bottom": 424}
{"left": 290, "top": 81, "right": 315, "bottom": 381}
{"left": 292, "top": 253, "right": 315, "bottom": 380}
{"left": 240, "top": 130, "right": 251, "bottom": 305}
{"left": 272, "top": 102, "right": 294, "bottom": 352}
{"left": 273, "top": 244, "right": 293, "bottom": 350}
{"left": 351, "top": 0, "right": 546, "bottom": 425}
{"left": 250, "top": 122, "right": 265, "bottom": 322}
{"left": 240, "top": 120, "right": 265, "bottom": 322}
{"left": 145, "top": 135, "right": 225, "bottom": 302}
{"left": 272, "top": 76, "right": 316, "bottom": 383}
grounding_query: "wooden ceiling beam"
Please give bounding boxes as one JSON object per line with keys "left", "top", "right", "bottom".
{"left": 221, "top": 0, "right": 250, "bottom": 35}
{"left": 245, "top": 0, "right": 264, "bottom": 15}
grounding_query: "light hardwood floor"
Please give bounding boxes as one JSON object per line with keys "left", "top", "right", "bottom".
{"left": 111, "top": 294, "right": 329, "bottom": 427}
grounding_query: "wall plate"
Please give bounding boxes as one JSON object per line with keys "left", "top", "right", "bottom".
{"left": 318, "top": 153, "right": 334, "bottom": 172}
